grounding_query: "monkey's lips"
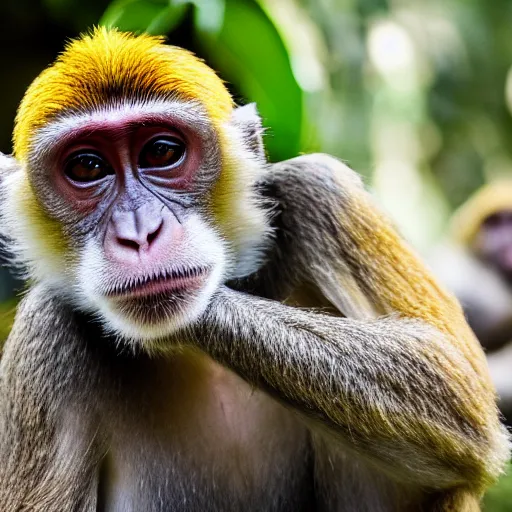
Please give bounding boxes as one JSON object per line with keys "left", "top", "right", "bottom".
{"left": 105, "top": 267, "right": 210, "bottom": 300}
{"left": 103, "top": 267, "right": 213, "bottom": 326}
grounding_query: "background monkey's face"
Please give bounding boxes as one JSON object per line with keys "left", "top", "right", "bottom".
{"left": 475, "top": 211, "right": 512, "bottom": 283}
{"left": 1, "top": 29, "right": 269, "bottom": 345}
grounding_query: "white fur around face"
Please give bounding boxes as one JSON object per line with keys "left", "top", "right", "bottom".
{"left": 0, "top": 168, "right": 71, "bottom": 288}
{"left": 214, "top": 121, "right": 272, "bottom": 280}
{"left": 76, "top": 214, "right": 228, "bottom": 343}
{"left": 31, "top": 99, "right": 210, "bottom": 160}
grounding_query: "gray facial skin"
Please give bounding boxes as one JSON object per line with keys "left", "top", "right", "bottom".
{"left": 0, "top": 104, "right": 508, "bottom": 512}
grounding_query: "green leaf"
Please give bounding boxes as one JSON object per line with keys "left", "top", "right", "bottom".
{"left": 190, "top": 0, "right": 225, "bottom": 35}
{"left": 146, "top": 4, "right": 188, "bottom": 35}
{"left": 100, "top": 0, "right": 187, "bottom": 35}
{"left": 196, "top": 0, "right": 303, "bottom": 161}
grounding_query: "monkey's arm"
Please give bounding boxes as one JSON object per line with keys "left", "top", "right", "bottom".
{"left": 196, "top": 155, "right": 509, "bottom": 492}
{"left": 197, "top": 287, "right": 506, "bottom": 491}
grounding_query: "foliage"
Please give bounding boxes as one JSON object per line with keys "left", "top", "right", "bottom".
{"left": 484, "top": 465, "right": 512, "bottom": 512}
{"left": 0, "top": 300, "right": 17, "bottom": 349}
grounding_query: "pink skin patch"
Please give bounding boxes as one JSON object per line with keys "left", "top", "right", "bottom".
{"left": 51, "top": 113, "right": 204, "bottom": 212}
{"left": 108, "top": 271, "right": 209, "bottom": 300}
{"left": 103, "top": 206, "right": 186, "bottom": 268}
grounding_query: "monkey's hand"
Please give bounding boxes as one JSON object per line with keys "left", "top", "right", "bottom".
{"left": 194, "top": 155, "right": 509, "bottom": 494}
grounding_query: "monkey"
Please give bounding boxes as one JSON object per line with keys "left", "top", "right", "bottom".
{"left": 0, "top": 28, "right": 508, "bottom": 512}
{"left": 430, "top": 181, "right": 512, "bottom": 420}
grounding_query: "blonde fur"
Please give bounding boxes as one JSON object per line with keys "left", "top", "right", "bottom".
{"left": 14, "top": 27, "right": 233, "bottom": 162}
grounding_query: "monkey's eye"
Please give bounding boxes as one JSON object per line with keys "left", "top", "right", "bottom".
{"left": 483, "top": 212, "right": 512, "bottom": 228}
{"left": 139, "top": 137, "right": 185, "bottom": 169}
{"left": 64, "top": 153, "right": 113, "bottom": 183}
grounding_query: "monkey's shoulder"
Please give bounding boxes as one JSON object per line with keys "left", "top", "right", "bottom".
{"left": 269, "top": 153, "right": 363, "bottom": 189}
{"left": 3, "top": 284, "right": 109, "bottom": 384}
{"left": 9, "top": 284, "right": 86, "bottom": 343}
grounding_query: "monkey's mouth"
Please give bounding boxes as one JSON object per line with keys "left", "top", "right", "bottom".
{"left": 105, "top": 267, "right": 210, "bottom": 300}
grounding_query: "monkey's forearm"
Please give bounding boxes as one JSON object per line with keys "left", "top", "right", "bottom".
{"left": 194, "top": 286, "right": 506, "bottom": 490}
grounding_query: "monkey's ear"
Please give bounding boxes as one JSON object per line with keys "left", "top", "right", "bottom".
{"left": 231, "top": 103, "right": 266, "bottom": 161}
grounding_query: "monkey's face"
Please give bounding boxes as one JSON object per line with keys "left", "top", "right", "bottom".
{"left": 6, "top": 100, "right": 268, "bottom": 343}
{"left": 475, "top": 211, "right": 512, "bottom": 282}
{"left": 2, "top": 30, "right": 269, "bottom": 345}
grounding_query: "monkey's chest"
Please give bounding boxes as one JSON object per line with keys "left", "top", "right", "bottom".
{"left": 99, "top": 354, "right": 314, "bottom": 512}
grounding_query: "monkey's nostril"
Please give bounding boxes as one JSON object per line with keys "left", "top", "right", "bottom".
{"left": 147, "top": 222, "right": 163, "bottom": 247}
{"left": 117, "top": 237, "right": 141, "bottom": 251}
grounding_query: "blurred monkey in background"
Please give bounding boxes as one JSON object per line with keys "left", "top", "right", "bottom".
{"left": 431, "top": 181, "right": 512, "bottom": 419}
{"left": 0, "top": 28, "right": 508, "bottom": 512}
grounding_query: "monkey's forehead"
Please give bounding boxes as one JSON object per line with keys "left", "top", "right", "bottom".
{"left": 13, "top": 26, "right": 233, "bottom": 162}
{"left": 29, "top": 99, "right": 214, "bottom": 162}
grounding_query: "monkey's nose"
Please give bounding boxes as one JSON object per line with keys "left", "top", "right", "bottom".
{"left": 110, "top": 207, "right": 164, "bottom": 254}
{"left": 116, "top": 221, "right": 163, "bottom": 253}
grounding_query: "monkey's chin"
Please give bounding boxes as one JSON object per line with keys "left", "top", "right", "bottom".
{"left": 97, "top": 269, "right": 222, "bottom": 346}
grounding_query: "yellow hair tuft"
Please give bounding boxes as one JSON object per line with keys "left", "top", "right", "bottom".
{"left": 14, "top": 26, "right": 234, "bottom": 161}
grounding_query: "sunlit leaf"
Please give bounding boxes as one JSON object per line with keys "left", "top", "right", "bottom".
{"left": 484, "top": 464, "right": 512, "bottom": 512}
{"left": 100, "top": 0, "right": 187, "bottom": 35}
{"left": 147, "top": 4, "right": 188, "bottom": 35}
{"left": 196, "top": 0, "right": 304, "bottom": 161}
{"left": 101, "top": 0, "right": 224, "bottom": 37}
{"left": 189, "top": 0, "right": 225, "bottom": 35}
